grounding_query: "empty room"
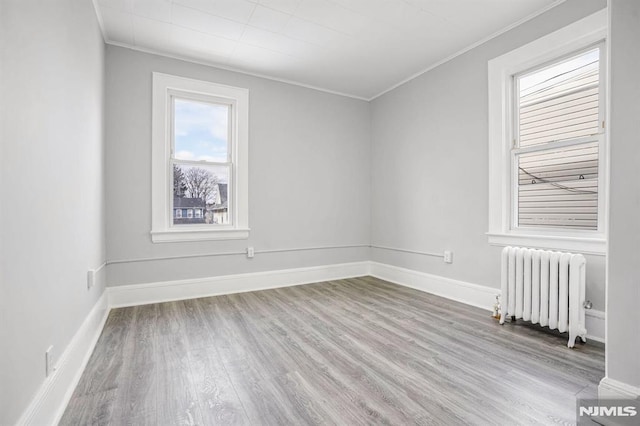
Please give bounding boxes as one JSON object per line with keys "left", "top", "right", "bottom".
{"left": 1, "top": 0, "right": 639, "bottom": 424}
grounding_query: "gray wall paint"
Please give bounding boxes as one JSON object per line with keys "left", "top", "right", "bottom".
{"left": 0, "top": 0, "right": 106, "bottom": 424}
{"left": 370, "top": 0, "right": 608, "bottom": 310}
{"left": 2, "top": 1, "right": 627, "bottom": 420}
{"left": 105, "top": 46, "right": 371, "bottom": 286}
{"left": 606, "top": 0, "right": 640, "bottom": 388}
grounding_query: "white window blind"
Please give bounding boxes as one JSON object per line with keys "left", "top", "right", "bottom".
{"left": 514, "top": 47, "right": 603, "bottom": 231}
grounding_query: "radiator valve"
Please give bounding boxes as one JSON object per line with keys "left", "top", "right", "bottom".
{"left": 493, "top": 295, "right": 501, "bottom": 320}
{"left": 583, "top": 300, "right": 593, "bottom": 309}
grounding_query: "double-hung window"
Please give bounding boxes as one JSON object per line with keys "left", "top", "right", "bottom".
{"left": 488, "top": 10, "right": 607, "bottom": 254}
{"left": 151, "top": 73, "right": 249, "bottom": 242}
{"left": 514, "top": 45, "right": 604, "bottom": 231}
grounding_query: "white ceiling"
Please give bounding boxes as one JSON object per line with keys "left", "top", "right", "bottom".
{"left": 94, "top": 0, "right": 562, "bottom": 99}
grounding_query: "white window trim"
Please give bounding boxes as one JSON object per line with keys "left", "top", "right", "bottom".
{"left": 151, "top": 73, "right": 249, "bottom": 243}
{"left": 487, "top": 10, "right": 607, "bottom": 255}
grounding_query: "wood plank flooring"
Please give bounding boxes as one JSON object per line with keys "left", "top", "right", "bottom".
{"left": 60, "top": 276, "right": 604, "bottom": 425}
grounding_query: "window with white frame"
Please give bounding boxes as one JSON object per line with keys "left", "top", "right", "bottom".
{"left": 488, "top": 10, "right": 607, "bottom": 254}
{"left": 515, "top": 46, "right": 604, "bottom": 230}
{"left": 151, "top": 73, "right": 249, "bottom": 243}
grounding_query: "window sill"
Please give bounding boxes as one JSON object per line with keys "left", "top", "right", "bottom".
{"left": 487, "top": 232, "right": 606, "bottom": 256}
{"left": 151, "top": 228, "right": 250, "bottom": 243}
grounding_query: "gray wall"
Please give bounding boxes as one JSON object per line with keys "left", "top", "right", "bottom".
{"left": 0, "top": 0, "right": 106, "bottom": 424}
{"left": 2, "top": 0, "right": 634, "bottom": 422}
{"left": 105, "top": 46, "right": 371, "bottom": 286}
{"left": 370, "top": 0, "right": 608, "bottom": 310}
{"left": 606, "top": 0, "right": 640, "bottom": 389}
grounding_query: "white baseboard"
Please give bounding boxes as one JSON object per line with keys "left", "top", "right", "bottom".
{"left": 17, "top": 261, "right": 369, "bottom": 425}
{"left": 108, "top": 261, "right": 371, "bottom": 308}
{"left": 370, "top": 261, "right": 498, "bottom": 312}
{"left": 16, "top": 293, "right": 109, "bottom": 426}
{"left": 599, "top": 377, "right": 640, "bottom": 399}
{"left": 17, "top": 259, "right": 606, "bottom": 425}
{"left": 369, "top": 261, "right": 606, "bottom": 343}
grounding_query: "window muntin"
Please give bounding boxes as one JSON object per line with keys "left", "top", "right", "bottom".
{"left": 511, "top": 46, "right": 604, "bottom": 232}
{"left": 170, "top": 96, "right": 232, "bottom": 227}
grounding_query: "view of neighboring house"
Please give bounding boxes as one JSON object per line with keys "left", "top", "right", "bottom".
{"left": 173, "top": 183, "right": 228, "bottom": 225}
{"left": 173, "top": 197, "right": 205, "bottom": 224}
{"left": 209, "top": 183, "right": 228, "bottom": 224}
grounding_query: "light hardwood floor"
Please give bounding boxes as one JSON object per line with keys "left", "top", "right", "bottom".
{"left": 60, "top": 276, "right": 604, "bottom": 425}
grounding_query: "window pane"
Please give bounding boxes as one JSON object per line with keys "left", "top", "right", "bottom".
{"left": 173, "top": 163, "right": 230, "bottom": 226}
{"left": 518, "top": 48, "right": 600, "bottom": 147}
{"left": 517, "top": 142, "right": 598, "bottom": 230}
{"left": 174, "top": 98, "right": 229, "bottom": 162}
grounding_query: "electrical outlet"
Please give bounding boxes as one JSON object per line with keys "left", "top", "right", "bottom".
{"left": 247, "top": 247, "right": 254, "bottom": 258}
{"left": 87, "top": 269, "right": 95, "bottom": 290}
{"left": 444, "top": 250, "right": 453, "bottom": 264}
{"left": 45, "top": 346, "right": 54, "bottom": 377}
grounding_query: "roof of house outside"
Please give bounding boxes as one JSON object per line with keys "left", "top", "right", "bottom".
{"left": 210, "top": 201, "right": 228, "bottom": 211}
{"left": 174, "top": 197, "right": 205, "bottom": 208}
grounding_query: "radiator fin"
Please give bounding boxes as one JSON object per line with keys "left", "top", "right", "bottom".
{"left": 499, "top": 246, "right": 587, "bottom": 348}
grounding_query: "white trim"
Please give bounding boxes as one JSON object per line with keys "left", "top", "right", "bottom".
{"left": 107, "top": 42, "right": 370, "bottom": 101}
{"left": 150, "top": 227, "right": 250, "bottom": 243}
{"left": 603, "top": 2, "right": 612, "bottom": 382}
{"left": 15, "top": 261, "right": 606, "bottom": 423}
{"left": 99, "top": 1, "right": 568, "bottom": 103}
{"left": 15, "top": 293, "right": 109, "bottom": 426}
{"left": 369, "top": 261, "right": 605, "bottom": 342}
{"left": 107, "top": 261, "right": 370, "bottom": 308}
{"left": 487, "top": 232, "right": 606, "bottom": 255}
{"left": 369, "top": 262, "right": 498, "bottom": 312}
{"left": 17, "top": 262, "right": 368, "bottom": 424}
{"left": 151, "top": 73, "right": 249, "bottom": 243}
{"left": 598, "top": 377, "right": 640, "bottom": 400}
{"left": 370, "top": 0, "right": 568, "bottom": 100}
{"left": 488, "top": 10, "right": 608, "bottom": 253}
